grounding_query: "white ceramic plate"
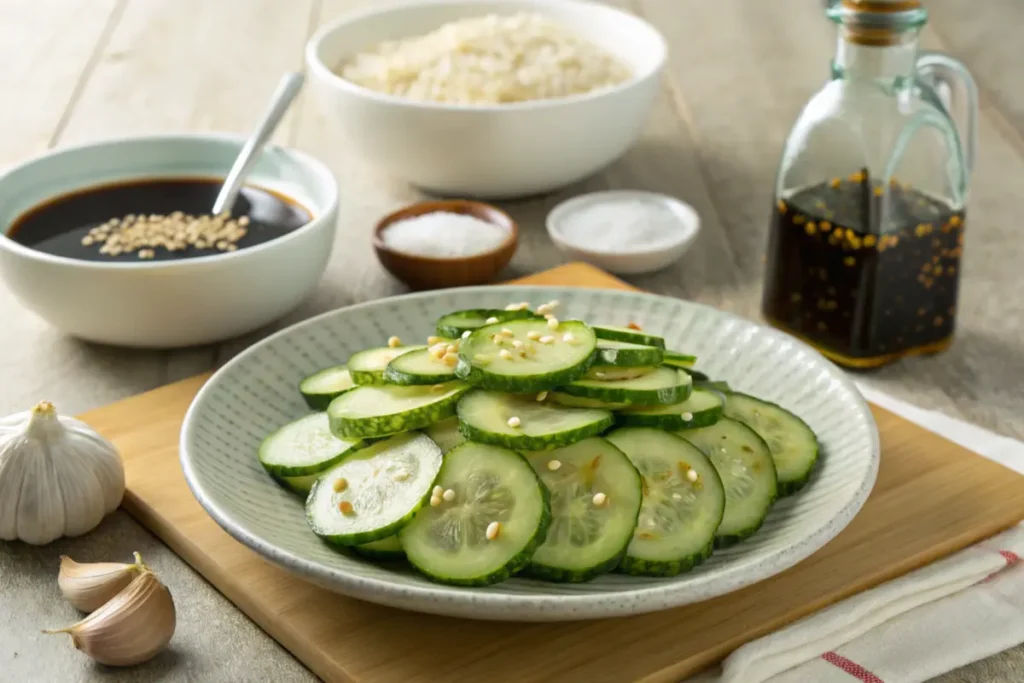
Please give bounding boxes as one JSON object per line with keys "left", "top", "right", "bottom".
{"left": 180, "top": 286, "right": 879, "bottom": 621}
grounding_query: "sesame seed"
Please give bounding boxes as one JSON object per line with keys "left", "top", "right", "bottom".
{"left": 485, "top": 317, "right": 499, "bottom": 324}
{"left": 333, "top": 478, "right": 348, "bottom": 493}
{"left": 445, "top": 343, "right": 458, "bottom": 355}
{"left": 500, "top": 328, "right": 514, "bottom": 337}
{"left": 491, "top": 334, "right": 503, "bottom": 344}
{"left": 512, "top": 340, "right": 524, "bottom": 349}
{"left": 507, "top": 416, "right": 521, "bottom": 428}
{"left": 238, "top": 216, "right": 250, "bottom": 226}
{"left": 427, "top": 335, "right": 444, "bottom": 345}
{"left": 504, "top": 304, "right": 520, "bottom": 311}
{"left": 393, "top": 472, "right": 410, "bottom": 482}
{"left": 442, "top": 353, "right": 459, "bottom": 367}
{"left": 429, "top": 343, "right": 447, "bottom": 358}
{"left": 539, "top": 335, "right": 554, "bottom": 344}
{"left": 500, "top": 349, "right": 513, "bottom": 360}
{"left": 485, "top": 521, "right": 501, "bottom": 540}
{"left": 519, "top": 301, "right": 529, "bottom": 309}
{"left": 461, "top": 330, "right": 471, "bottom": 339}
{"left": 339, "top": 501, "right": 355, "bottom": 515}
{"left": 81, "top": 236, "right": 94, "bottom": 246}
{"left": 527, "top": 331, "right": 541, "bottom": 340}
{"left": 547, "top": 459, "right": 562, "bottom": 471}
{"left": 387, "top": 336, "right": 402, "bottom": 348}
{"left": 672, "top": 493, "right": 683, "bottom": 501}
{"left": 686, "top": 469, "right": 699, "bottom": 483}
{"left": 592, "top": 492, "right": 607, "bottom": 506}
{"left": 547, "top": 318, "right": 559, "bottom": 329}
{"left": 433, "top": 485, "right": 444, "bottom": 497}
{"left": 536, "top": 303, "right": 552, "bottom": 315}
{"left": 595, "top": 371, "right": 607, "bottom": 379}
{"left": 442, "top": 488, "right": 456, "bottom": 502}
{"left": 536, "top": 391, "right": 548, "bottom": 402}
{"left": 432, "top": 383, "right": 446, "bottom": 391}
{"left": 138, "top": 249, "right": 155, "bottom": 260}
{"left": 562, "top": 332, "right": 576, "bottom": 343}
{"left": 430, "top": 496, "right": 441, "bottom": 507}
{"left": 681, "top": 412, "right": 693, "bottom": 421}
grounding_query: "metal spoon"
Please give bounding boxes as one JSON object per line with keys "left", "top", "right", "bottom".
{"left": 211, "top": 72, "right": 305, "bottom": 216}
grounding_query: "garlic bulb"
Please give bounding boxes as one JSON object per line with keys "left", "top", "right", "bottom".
{"left": 59, "top": 553, "right": 145, "bottom": 612}
{"left": 45, "top": 561, "right": 175, "bottom": 666}
{"left": 0, "top": 401, "right": 124, "bottom": 545}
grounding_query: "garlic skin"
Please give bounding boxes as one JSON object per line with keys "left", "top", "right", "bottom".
{"left": 0, "top": 401, "right": 124, "bottom": 545}
{"left": 59, "top": 553, "right": 145, "bottom": 612}
{"left": 45, "top": 565, "right": 176, "bottom": 666}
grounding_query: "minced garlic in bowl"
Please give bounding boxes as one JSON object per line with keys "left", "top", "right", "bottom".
{"left": 336, "top": 12, "right": 633, "bottom": 105}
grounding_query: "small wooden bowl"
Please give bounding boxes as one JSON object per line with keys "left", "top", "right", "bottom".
{"left": 373, "top": 199, "right": 519, "bottom": 290}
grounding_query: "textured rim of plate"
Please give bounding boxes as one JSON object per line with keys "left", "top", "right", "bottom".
{"left": 180, "top": 286, "right": 880, "bottom": 621}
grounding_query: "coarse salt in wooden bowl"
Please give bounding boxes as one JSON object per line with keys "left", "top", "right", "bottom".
{"left": 373, "top": 199, "right": 518, "bottom": 290}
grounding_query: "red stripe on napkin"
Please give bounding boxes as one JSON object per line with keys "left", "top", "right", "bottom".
{"left": 999, "top": 550, "right": 1020, "bottom": 565}
{"left": 821, "top": 651, "right": 885, "bottom": 683}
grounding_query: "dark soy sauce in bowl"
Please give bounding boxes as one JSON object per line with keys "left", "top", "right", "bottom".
{"left": 6, "top": 177, "right": 311, "bottom": 262}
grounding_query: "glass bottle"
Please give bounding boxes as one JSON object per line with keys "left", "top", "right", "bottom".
{"left": 761, "top": 0, "right": 977, "bottom": 369}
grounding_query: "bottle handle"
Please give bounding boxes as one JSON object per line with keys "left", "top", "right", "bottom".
{"left": 915, "top": 51, "right": 978, "bottom": 179}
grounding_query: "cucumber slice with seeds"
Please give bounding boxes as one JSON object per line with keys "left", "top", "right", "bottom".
{"left": 348, "top": 346, "right": 426, "bottom": 385}
{"left": 583, "top": 365, "right": 656, "bottom": 382}
{"left": 662, "top": 351, "right": 697, "bottom": 369}
{"left": 327, "top": 381, "right": 470, "bottom": 439}
{"left": 605, "top": 428, "right": 725, "bottom": 577}
{"left": 548, "top": 392, "right": 629, "bottom": 410}
{"left": 353, "top": 534, "right": 405, "bottom": 560}
{"left": 617, "top": 387, "right": 724, "bottom": 430}
{"left": 384, "top": 347, "right": 457, "bottom": 385}
{"left": 595, "top": 340, "right": 664, "bottom": 367}
{"left": 400, "top": 442, "right": 550, "bottom": 586}
{"left": 259, "top": 412, "right": 365, "bottom": 478}
{"left": 592, "top": 325, "right": 665, "bottom": 349}
{"left": 299, "top": 366, "right": 357, "bottom": 410}
{"left": 524, "top": 437, "right": 642, "bottom": 582}
{"left": 425, "top": 416, "right": 465, "bottom": 453}
{"left": 561, "top": 366, "right": 693, "bottom": 406}
{"left": 723, "top": 392, "right": 819, "bottom": 496}
{"left": 436, "top": 308, "right": 540, "bottom": 338}
{"left": 456, "top": 319, "right": 596, "bottom": 392}
{"left": 679, "top": 418, "right": 778, "bottom": 547}
{"left": 307, "top": 433, "right": 443, "bottom": 546}
{"left": 457, "top": 390, "right": 613, "bottom": 451}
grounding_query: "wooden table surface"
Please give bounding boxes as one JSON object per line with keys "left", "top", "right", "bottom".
{"left": 1, "top": 1, "right": 1022, "bottom": 681}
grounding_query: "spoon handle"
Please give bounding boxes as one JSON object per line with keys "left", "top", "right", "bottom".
{"left": 212, "top": 72, "right": 305, "bottom": 216}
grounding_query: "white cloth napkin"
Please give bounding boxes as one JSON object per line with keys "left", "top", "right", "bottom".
{"left": 687, "top": 384, "right": 1024, "bottom": 683}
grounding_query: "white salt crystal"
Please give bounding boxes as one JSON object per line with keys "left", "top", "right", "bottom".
{"left": 559, "top": 197, "right": 684, "bottom": 253}
{"left": 381, "top": 211, "right": 509, "bottom": 258}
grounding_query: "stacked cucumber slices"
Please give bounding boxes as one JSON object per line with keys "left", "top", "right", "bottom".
{"left": 257, "top": 301, "right": 820, "bottom": 587}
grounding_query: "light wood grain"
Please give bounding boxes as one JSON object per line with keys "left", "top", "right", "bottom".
{"left": 77, "top": 263, "right": 1024, "bottom": 683}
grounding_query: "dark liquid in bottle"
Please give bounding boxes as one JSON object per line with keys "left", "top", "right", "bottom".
{"left": 6, "top": 177, "right": 311, "bottom": 263}
{"left": 762, "top": 172, "right": 965, "bottom": 368}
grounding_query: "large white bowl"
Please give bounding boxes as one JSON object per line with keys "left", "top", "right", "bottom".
{"left": 0, "top": 134, "right": 339, "bottom": 348}
{"left": 305, "top": 0, "right": 666, "bottom": 198}
{"left": 180, "top": 286, "right": 880, "bottom": 622}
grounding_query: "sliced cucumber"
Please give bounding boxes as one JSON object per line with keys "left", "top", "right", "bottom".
{"left": 353, "top": 534, "right": 405, "bottom": 560}
{"left": 697, "top": 380, "right": 732, "bottom": 393}
{"left": 274, "top": 472, "right": 320, "bottom": 496}
{"left": 662, "top": 350, "right": 697, "bottom": 369}
{"left": 456, "top": 319, "right": 596, "bottom": 392}
{"left": 425, "top": 416, "right": 465, "bottom": 453}
{"left": 306, "top": 433, "right": 443, "bottom": 546}
{"left": 681, "top": 368, "right": 710, "bottom": 382}
{"left": 400, "top": 442, "right": 550, "bottom": 586}
{"left": 457, "top": 390, "right": 613, "bottom": 451}
{"left": 259, "top": 412, "right": 365, "bottom": 478}
{"left": 595, "top": 340, "right": 664, "bottom": 367}
{"left": 436, "top": 308, "right": 539, "bottom": 338}
{"left": 605, "top": 428, "right": 725, "bottom": 577}
{"left": 679, "top": 418, "right": 778, "bottom": 547}
{"left": 617, "top": 387, "right": 724, "bottom": 430}
{"left": 723, "top": 393, "right": 819, "bottom": 496}
{"left": 327, "top": 381, "right": 469, "bottom": 439}
{"left": 582, "top": 365, "right": 656, "bottom": 382}
{"left": 299, "top": 366, "right": 356, "bottom": 410}
{"left": 347, "top": 345, "right": 425, "bottom": 385}
{"left": 383, "top": 347, "right": 457, "bottom": 385}
{"left": 548, "top": 392, "right": 629, "bottom": 410}
{"left": 592, "top": 325, "right": 665, "bottom": 349}
{"left": 524, "top": 437, "right": 642, "bottom": 582}
{"left": 560, "top": 366, "right": 693, "bottom": 406}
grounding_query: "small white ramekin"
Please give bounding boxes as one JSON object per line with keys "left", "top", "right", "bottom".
{"left": 0, "top": 134, "right": 339, "bottom": 348}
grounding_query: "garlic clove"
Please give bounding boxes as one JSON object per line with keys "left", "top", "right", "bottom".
{"left": 58, "top": 552, "right": 145, "bottom": 612}
{"left": 45, "top": 562, "right": 175, "bottom": 667}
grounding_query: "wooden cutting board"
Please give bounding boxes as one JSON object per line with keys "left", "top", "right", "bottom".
{"left": 80, "top": 262, "right": 1024, "bottom": 683}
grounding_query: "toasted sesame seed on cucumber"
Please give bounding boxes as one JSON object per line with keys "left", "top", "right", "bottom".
{"left": 259, "top": 412, "right": 366, "bottom": 479}
{"left": 424, "top": 416, "right": 465, "bottom": 453}
{"left": 548, "top": 392, "right": 630, "bottom": 410}
{"left": 617, "top": 387, "right": 724, "bottom": 430}
{"left": 457, "top": 390, "right": 614, "bottom": 451}
{"left": 662, "top": 350, "right": 698, "bottom": 369}
{"left": 595, "top": 339, "right": 664, "bottom": 367}
{"left": 456, "top": 319, "right": 597, "bottom": 393}
{"left": 679, "top": 418, "right": 778, "bottom": 547}
{"left": 347, "top": 345, "right": 425, "bottom": 385}
{"left": 299, "top": 366, "right": 357, "bottom": 410}
{"left": 306, "top": 433, "right": 443, "bottom": 546}
{"left": 582, "top": 365, "right": 656, "bottom": 382}
{"left": 327, "top": 381, "right": 470, "bottom": 439}
{"left": 591, "top": 325, "right": 665, "bottom": 349}
{"left": 723, "top": 393, "right": 819, "bottom": 496}
{"left": 605, "top": 428, "right": 725, "bottom": 577}
{"left": 400, "top": 442, "right": 550, "bottom": 586}
{"left": 383, "top": 347, "right": 458, "bottom": 385}
{"left": 435, "top": 308, "right": 540, "bottom": 339}
{"left": 352, "top": 534, "right": 405, "bottom": 561}
{"left": 524, "top": 437, "right": 642, "bottom": 582}
{"left": 560, "top": 366, "right": 693, "bottom": 406}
